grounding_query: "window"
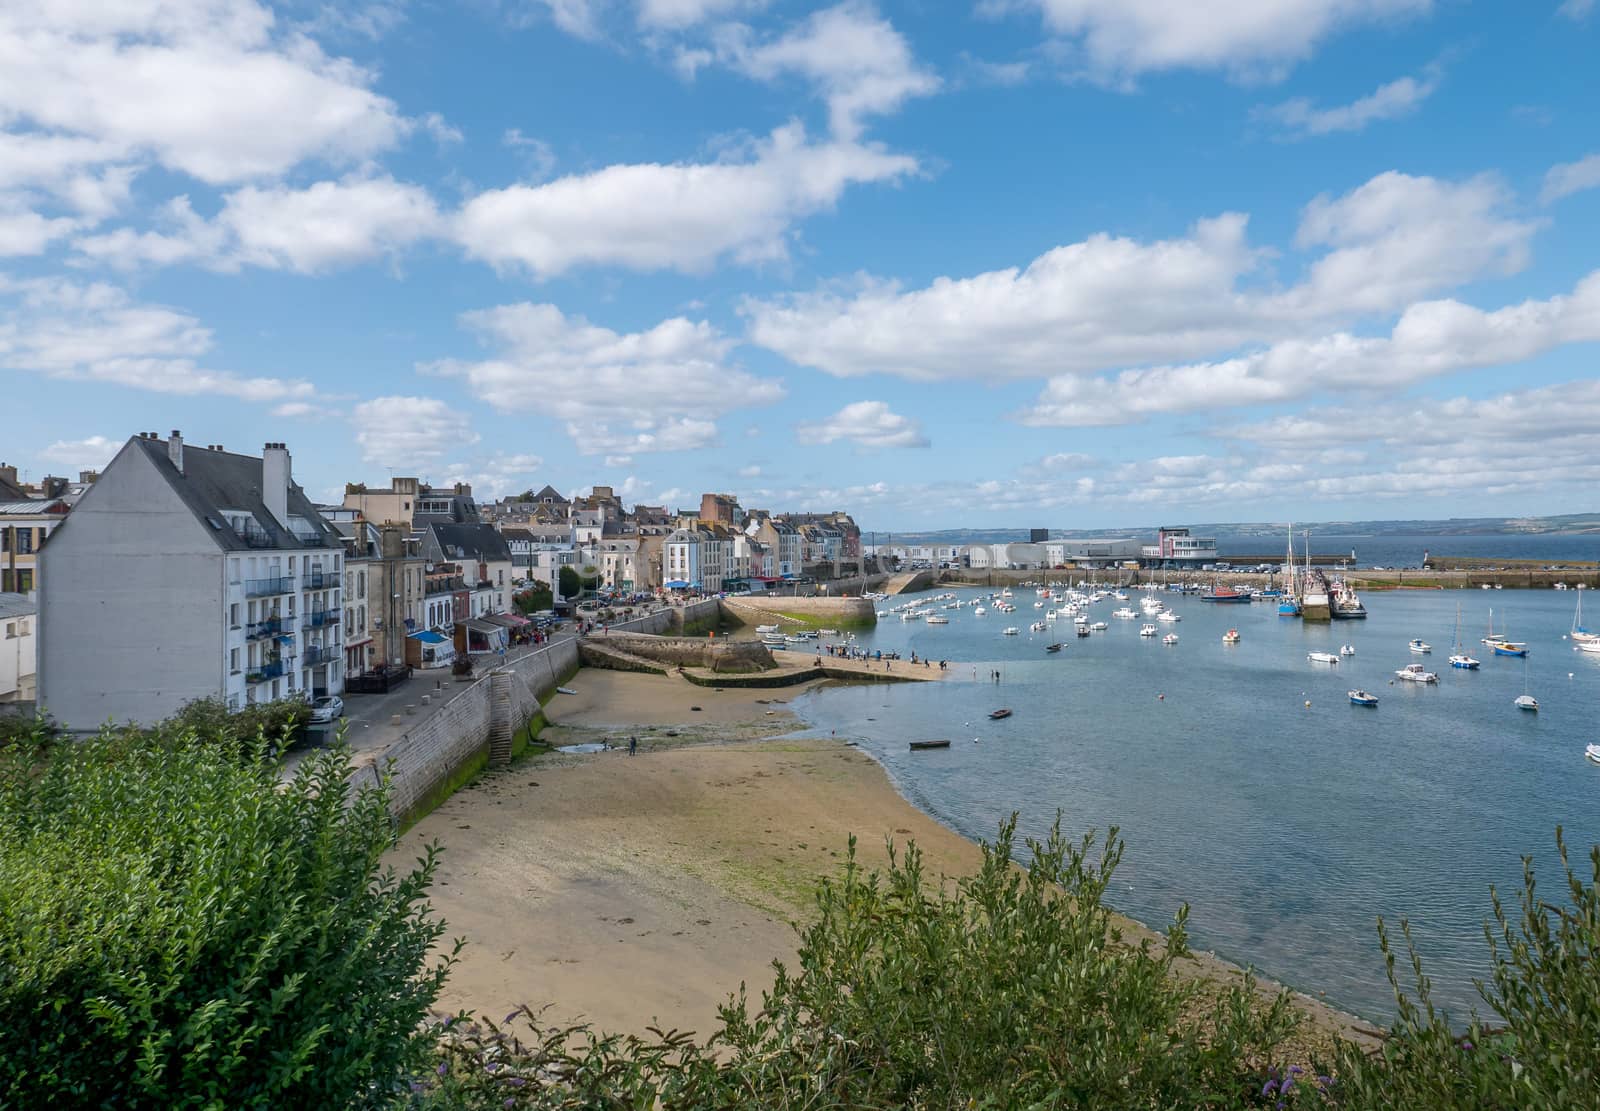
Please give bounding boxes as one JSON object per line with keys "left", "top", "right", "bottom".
{"left": 230, "top": 603, "right": 240, "bottom": 628}
{"left": 230, "top": 648, "right": 240, "bottom": 673}
{"left": 16, "top": 530, "right": 32, "bottom": 554}
{"left": 3, "top": 622, "right": 12, "bottom": 638}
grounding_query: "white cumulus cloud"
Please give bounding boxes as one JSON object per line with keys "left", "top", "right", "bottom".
{"left": 352, "top": 396, "right": 479, "bottom": 465}
{"left": 427, "top": 302, "right": 784, "bottom": 455}
{"left": 1542, "top": 153, "right": 1600, "bottom": 204}
{"left": 453, "top": 122, "right": 916, "bottom": 277}
{"left": 1258, "top": 70, "right": 1439, "bottom": 136}
{"left": 795, "top": 401, "right": 929, "bottom": 448}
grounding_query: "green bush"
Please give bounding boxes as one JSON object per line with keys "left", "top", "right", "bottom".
{"left": 414, "top": 817, "right": 1300, "bottom": 1108}
{"left": 1325, "top": 828, "right": 1600, "bottom": 1109}
{"left": 160, "top": 695, "right": 311, "bottom": 756}
{"left": 0, "top": 725, "right": 455, "bottom": 1108}
{"left": 513, "top": 585, "right": 553, "bottom": 615}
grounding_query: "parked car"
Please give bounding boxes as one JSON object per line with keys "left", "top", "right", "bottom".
{"left": 309, "top": 695, "right": 344, "bottom": 723}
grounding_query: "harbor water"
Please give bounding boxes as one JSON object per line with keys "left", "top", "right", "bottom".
{"left": 785, "top": 584, "right": 1600, "bottom": 1024}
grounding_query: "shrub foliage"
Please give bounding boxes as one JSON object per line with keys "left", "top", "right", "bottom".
{"left": 0, "top": 723, "right": 453, "bottom": 1108}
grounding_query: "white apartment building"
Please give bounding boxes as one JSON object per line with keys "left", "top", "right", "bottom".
{"left": 39, "top": 434, "right": 344, "bottom": 729}
{"left": 1, "top": 593, "right": 36, "bottom": 703}
{"left": 663, "top": 528, "right": 703, "bottom": 590}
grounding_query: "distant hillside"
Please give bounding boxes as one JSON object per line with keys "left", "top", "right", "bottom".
{"left": 870, "top": 513, "right": 1600, "bottom": 547}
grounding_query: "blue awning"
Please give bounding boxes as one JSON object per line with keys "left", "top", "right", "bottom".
{"left": 665, "top": 580, "right": 690, "bottom": 588}
{"left": 409, "top": 629, "right": 449, "bottom": 644}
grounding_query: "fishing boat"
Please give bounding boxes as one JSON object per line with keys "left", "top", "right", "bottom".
{"left": 1586, "top": 743, "right": 1600, "bottom": 765}
{"left": 909, "top": 739, "right": 950, "bottom": 751}
{"left": 1348, "top": 689, "right": 1379, "bottom": 706}
{"left": 1222, "top": 628, "right": 1240, "bottom": 643}
{"left": 1045, "top": 642, "right": 1063, "bottom": 653}
{"left": 1340, "top": 644, "right": 1356, "bottom": 656}
{"left": 1201, "top": 583, "right": 1252, "bottom": 602}
{"left": 1408, "top": 638, "right": 1432, "bottom": 654}
{"left": 1162, "top": 633, "right": 1179, "bottom": 645}
{"left": 1139, "top": 623, "right": 1157, "bottom": 637}
{"left": 1157, "top": 611, "right": 1180, "bottom": 623}
{"left": 1308, "top": 651, "right": 1340, "bottom": 664}
{"left": 989, "top": 708, "right": 1013, "bottom": 720}
{"left": 1331, "top": 580, "right": 1368, "bottom": 619}
{"left": 1570, "top": 591, "right": 1598, "bottom": 645}
{"left": 1395, "top": 663, "right": 1439, "bottom": 683}
{"left": 1076, "top": 624, "right": 1091, "bottom": 637}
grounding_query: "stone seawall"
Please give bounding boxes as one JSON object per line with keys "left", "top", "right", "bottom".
{"left": 586, "top": 631, "right": 775, "bottom": 673}
{"left": 377, "top": 634, "right": 579, "bottom": 825}
{"left": 720, "top": 595, "right": 877, "bottom": 629}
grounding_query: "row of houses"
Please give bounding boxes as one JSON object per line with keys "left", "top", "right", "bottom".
{"left": 2, "top": 435, "right": 867, "bottom": 726}
{"left": 870, "top": 528, "right": 1219, "bottom": 571}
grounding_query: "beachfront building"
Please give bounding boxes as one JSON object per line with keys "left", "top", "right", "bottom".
{"left": 421, "top": 523, "right": 514, "bottom": 615}
{"left": 1, "top": 496, "right": 69, "bottom": 596}
{"left": 1043, "top": 539, "right": 1144, "bottom": 567}
{"left": 748, "top": 515, "right": 802, "bottom": 578}
{"left": 342, "top": 476, "right": 480, "bottom": 527}
{"left": 1141, "top": 527, "right": 1219, "bottom": 567}
{"left": 663, "top": 527, "right": 732, "bottom": 593}
{"left": 39, "top": 434, "right": 345, "bottom": 729}
{"left": 0, "top": 592, "right": 36, "bottom": 704}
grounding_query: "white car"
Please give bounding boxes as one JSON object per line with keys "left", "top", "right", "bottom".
{"left": 309, "top": 695, "right": 344, "bottom": 723}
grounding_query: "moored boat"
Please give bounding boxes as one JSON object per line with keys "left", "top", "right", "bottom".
{"left": 1045, "top": 642, "right": 1063, "bottom": 653}
{"left": 1586, "top": 743, "right": 1600, "bottom": 765}
{"left": 1002, "top": 626, "right": 1020, "bottom": 636}
{"left": 1395, "top": 663, "right": 1439, "bottom": 683}
{"left": 1162, "top": 633, "right": 1179, "bottom": 645}
{"left": 1222, "top": 628, "right": 1240, "bottom": 643}
{"left": 1139, "top": 623, "right": 1157, "bottom": 637}
{"left": 1201, "top": 583, "right": 1251, "bottom": 602}
{"left": 909, "top": 739, "right": 950, "bottom": 751}
{"left": 1515, "top": 694, "right": 1539, "bottom": 712}
{"left": 1408, "top": 638, "right": 1431, "bottom": 654}
{"left": 989, "top": 708, "right": 1012, "bottom": 720}
{"left": 1308, "top": 651, "right": 1340, "bottom": 664}
{"left": 1348, "top": 689, "right": 1379, "bottom": 706}
{"left": 1339, "top": 644, "right": 1356, "bottom": 656}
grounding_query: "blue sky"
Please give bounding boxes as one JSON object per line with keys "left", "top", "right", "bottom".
{"left": 4, "top": 0, "right": 1599, "bottom": 530}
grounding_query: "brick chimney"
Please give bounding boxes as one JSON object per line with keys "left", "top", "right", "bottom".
{"left": 167, "top": 429, "right": 184, "bottom": 473}
{"left": 262, "top": 442, "right": 291, "bottom": 528}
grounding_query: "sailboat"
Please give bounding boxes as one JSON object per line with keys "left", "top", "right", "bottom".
{"left": 1449, "top": 603, "right": 1480, "bottom": 669}
{"left": 1570, "top": 590, "right": 1598, "bottom": 645}
{"left": 1492, "top": 609, "right": 1528, "bottom": 658}
{"left": 1278, "top": 524, "right": 1302, "bottom": 617}
{"left": 1515, "top": 656, "right": 1538, "bottom": 711}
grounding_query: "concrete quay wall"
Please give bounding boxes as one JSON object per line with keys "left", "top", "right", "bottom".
{"left": 720, "top": 595, "right": 878, "bottom": 629}
{"left": 586, "top": 631, "right": 775, "bottom": 673}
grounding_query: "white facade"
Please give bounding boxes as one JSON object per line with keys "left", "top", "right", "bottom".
{"left": 663, "top": 529, "right": 702, "bottom": 589}
{"left": 39, "top": 435, "right": 344, "bottom": 730}
{"left": 0, "top": 595, "right": 36, "bottom": 702}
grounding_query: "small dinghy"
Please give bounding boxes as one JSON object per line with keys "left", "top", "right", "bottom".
{"left": 1045, "top": 642, "right": 1063, "bottom": 653}
{"left": 556, "top": 686, "right": 578, "bottom": 695}
{"left": 909, "top": 739, "right": 951, "bottom": 751}
{"left": 1585, "top": 743, "right": 1600, "bottom": 765}
{"left": 989, "top": 708, "right": 1013, "bottom": 720}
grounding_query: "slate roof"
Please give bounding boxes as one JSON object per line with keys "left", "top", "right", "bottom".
{"left": 0, "top": 592, "right": 37, "bottom": 620}
{"left": 125, "top": 436, "right": 342, "bottom": 552}
{"left": 428, "top": 522, "right": 513, "bottom": 563}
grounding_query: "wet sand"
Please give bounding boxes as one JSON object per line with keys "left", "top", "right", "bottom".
{"left": 392, "top": 668, "right": 1379, "bottom": 1055}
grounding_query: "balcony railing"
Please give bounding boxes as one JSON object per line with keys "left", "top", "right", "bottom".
{"left": 303, "top": 610, "right": 341, "bottom": 632}
{"left": 245, "top": 617, "right": 290, "bottom": 641}
{"left": 245, "top": 660, "right": 287, "bottom": 683}
{"left": 302, "top": 645, "right": 331, "bottom": 667}
{"left": 304, "top": 570, "right": 337, "bottom": 590}
{"left": 244, "top": 576, "right": 293, "bottom": 597}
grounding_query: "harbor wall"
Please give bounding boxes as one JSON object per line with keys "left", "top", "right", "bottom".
{"left": 720, "top": 595, "right": 878, "bottom": 629}
{"left": 938, "top": 567, "right": 1600, "bottom": 591}
{"left": 581, "top": 632, "right": 775, "bottom": 673}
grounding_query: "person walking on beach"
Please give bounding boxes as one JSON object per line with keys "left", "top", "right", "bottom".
{"left": 628, "top": 735, "right": 637, "bottom": 756}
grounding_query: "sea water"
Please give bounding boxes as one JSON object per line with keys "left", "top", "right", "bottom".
{"left": 787, "top": 585, "right": 1600, "bottom": 1023}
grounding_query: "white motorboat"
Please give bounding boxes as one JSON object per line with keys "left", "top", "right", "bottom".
{"left": 1515, "top": 694, "right": 1539, "bottom": 712}
{"left": 756, "top": 624, "right": 780, "bottom": 633}
{"left": 1090, "top": 621, "right": 1108, "bottom": 631}
{"left": 1157, "top": 611, "right": 1179, "bottom": 623}
{"left": 926, "top": 615, "right": 949, "bottom": 624}
{"left": 1450, "top": 653, "right": 1481, "bottom": 669}
{"left": 1029, "top": 621, "right": 1047, "bottom": 632}
{"left": 1002, "top": 626, "right": 1020, "bottom": 636}
{"left": 1408, "top": 638, "right": 1432, "bottom": 654}
{"left": 1113, "top": 608, "right": 1138, "bottom": 619}
{"left": 1395, "top": 663, "right": 1439, "bottom": 683}
{"left": 1139, "top": 623, "right": 1157, "bottom": 637}
{"left": 1340, "top": 644, "right": 1356, "bottom": 656}
{"left": 1222, "top": 628, "right": 1240, "bottom": 644}
{"left": 1162, "top": 633, "right": 1179, "bottom": 645}
{"left": 1308, "top": 652, "right": 1340, "bottom": 664}
{"left": 1586, "top": 743, "right": 1600, "bottom": 765}
{"left": 819, "top": 628, "right": 839, "bottom": 635}
{"left": 973, "top": 606, "right": 987, "bottom": 616}
{"left": 1581, "top": 640, "right": 1600, "bottom": 655}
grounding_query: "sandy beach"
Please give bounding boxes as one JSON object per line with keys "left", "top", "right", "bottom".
{"left": 391, "top": 667, "right": 1378, "bottom": 1054}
